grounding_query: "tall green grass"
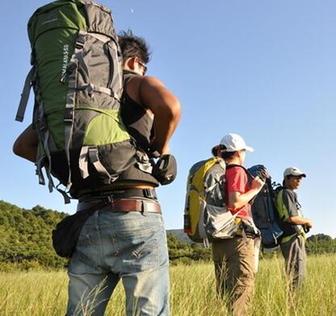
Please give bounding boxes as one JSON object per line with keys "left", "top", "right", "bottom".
{"left": 0, "top": 255, "right": 335, "bottom": 315}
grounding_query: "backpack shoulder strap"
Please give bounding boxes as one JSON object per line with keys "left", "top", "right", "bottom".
{"left": 227, "top": 164, "right": 256, "bottom": 183}
{"left": 275, "top": 187, "right": 288, "bottom": 220}
{"left": 226, "top": 163, "right": 245, "bottom": 170}
{"left": 226, "top": 163, "right": 249, "bottom": 174}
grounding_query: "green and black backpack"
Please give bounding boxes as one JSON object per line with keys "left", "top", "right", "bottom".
{"left": 16, "top": 0, "right": 137, "bottom": 201}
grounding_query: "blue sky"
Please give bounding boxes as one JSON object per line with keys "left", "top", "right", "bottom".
{"left": 1, "top": 0, "right": 335, "bottom": 237}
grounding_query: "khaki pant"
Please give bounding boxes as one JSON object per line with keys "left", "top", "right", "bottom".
{"left": 212, "top": 236, "right": 258, "bottom": 316}
{"left": 280, "top": 234, "right": 306, "bottom": 290}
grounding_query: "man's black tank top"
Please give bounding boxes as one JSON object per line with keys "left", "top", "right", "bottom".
{"left": 112, "top": 72, "right": 159, "bottom": 186}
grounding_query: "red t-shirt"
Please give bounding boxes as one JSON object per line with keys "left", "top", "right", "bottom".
{"left": 225, "top": 165, "right": 251, "bottom": 219}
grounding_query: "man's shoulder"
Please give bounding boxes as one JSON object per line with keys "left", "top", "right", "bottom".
{"left": 282, "top": 188, "right": 296, "bottom": 198}
{"left": 126, "top": 74, "right": 162, "bottom": 85}
{"left": 281, "top": 189, "right": 299, "bottom": 209}
{"left": 139, "top": 76, "right": 166, "bottom": 89}
{"left": 126, "top": 75, "right": 166, "bottom": 101}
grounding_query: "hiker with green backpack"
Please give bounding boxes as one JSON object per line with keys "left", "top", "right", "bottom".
{"left": 275, "top": 167, "right": 312, "bottom": 290}
{"left": 13, "top": 1, "right": 180, "bottom": 315}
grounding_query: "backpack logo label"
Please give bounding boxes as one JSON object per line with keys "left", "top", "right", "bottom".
{"left": 61, "top": 44, "right": 69, "bottom": 76}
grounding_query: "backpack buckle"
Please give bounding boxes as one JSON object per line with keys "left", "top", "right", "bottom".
{"left": 64, "top": 107, "right": 74, "bottom": 123}
{"left": 75, "top": 37, "right": 85, "bottom": 50}
{"left": 144, "top": 189, "right": 157, "bottom": 200}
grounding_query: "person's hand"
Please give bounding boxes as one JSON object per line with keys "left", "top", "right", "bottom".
{"left": 251, "top": 176, "right": 265, "bottom": 192}
{"left": 305, "top": 219, "right": 313, "bottom": 229}
{"left": 303, "top": 219, "right": 313, "bottom": 233}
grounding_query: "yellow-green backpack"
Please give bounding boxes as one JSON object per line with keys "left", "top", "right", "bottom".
{"left": 183, "top": 157, "right": 226, "bottom": 243}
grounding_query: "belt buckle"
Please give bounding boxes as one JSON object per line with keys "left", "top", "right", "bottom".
{"left": 142, "top": 199, "right": 160, "bottom": 213}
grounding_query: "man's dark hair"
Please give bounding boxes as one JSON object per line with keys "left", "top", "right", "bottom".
{"left": 283, "top": 175, "right": 303, "bottom": 186}
{"left": 118, "top": 30, "right": 150, "bottom": 64}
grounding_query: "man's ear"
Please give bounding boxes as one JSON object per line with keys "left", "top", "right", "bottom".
{"left": 124, "top": 57, "right": 136, "bottom": 71}
{"left": 236, "top": 151, "right": 243, "bottom": 162}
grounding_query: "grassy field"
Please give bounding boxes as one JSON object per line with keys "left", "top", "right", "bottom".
{"left": 0, "top": 254, "right": 335, "bottom": 315}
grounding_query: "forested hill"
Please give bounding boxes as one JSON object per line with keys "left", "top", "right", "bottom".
{"left": 0, "top": 200, "right": 335, "bottom": 270}
{"left": 0, "top": 200, "right": 67, "bottom": 270}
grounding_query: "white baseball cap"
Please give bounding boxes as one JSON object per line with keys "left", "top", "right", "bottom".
{"left": 219, "top": 133, "right": 254, "bottom": 152}
{"left": 283, "top": 167, "right": 306, "bottom": 178}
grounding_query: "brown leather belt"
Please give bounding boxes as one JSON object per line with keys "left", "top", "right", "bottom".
{"left": 77, "top": 198, "right": 161, "bottom": 214}
{"left": 78, "top": 188, "right": 157, "bottom": 201}
{"left": 106, "top": 198, "right": 161, "bottom": 214}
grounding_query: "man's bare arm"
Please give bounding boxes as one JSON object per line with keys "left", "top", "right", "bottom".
{"left": 139, "top": 76, "right": 181, "bottom": 155}
{"left": 13, "top": 124, "right": 38, "bottom": 162}
{"left": 288, "top": 216, "right": 313, "bottom": 228}
{"left": 227, "top": 177, "right": 264, "bottom": 210}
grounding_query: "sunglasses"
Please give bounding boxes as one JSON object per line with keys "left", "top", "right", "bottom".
{"left": 137, "top": 59, "right": 147, "bottom": 75}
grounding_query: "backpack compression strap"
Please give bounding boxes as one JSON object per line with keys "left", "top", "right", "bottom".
{"left": 79, "top": 146, "right": 118, "bottom": 182}
{"left": 16, "top": 67, "right": 36, "bottom": 122}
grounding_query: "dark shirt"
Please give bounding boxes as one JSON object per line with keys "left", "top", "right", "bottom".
{"left": 282, "top": 189, "right": 301, "bottom": 217}
{"left": 276, "top": 188, "right": 304, "bottom": 239}
{"left": 120, "top": 72, "right": 154, "bottom": 152}
{"left": 115, "top": 72, "right": 159, "bottom": 186}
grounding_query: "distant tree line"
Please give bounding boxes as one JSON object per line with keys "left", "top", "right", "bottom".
{"left": 167, "top": 233, "right": 336, "bottom": 264}
{"left": 0, "top": 200, "right": 335, "bottom": 270}
{"left": 0, "top": 201, "right": 67, "bottom": 270}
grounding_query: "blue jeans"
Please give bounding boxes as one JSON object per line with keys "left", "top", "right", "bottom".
{"left": 66, "top": 206, "right": 170, "bottom": 316}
